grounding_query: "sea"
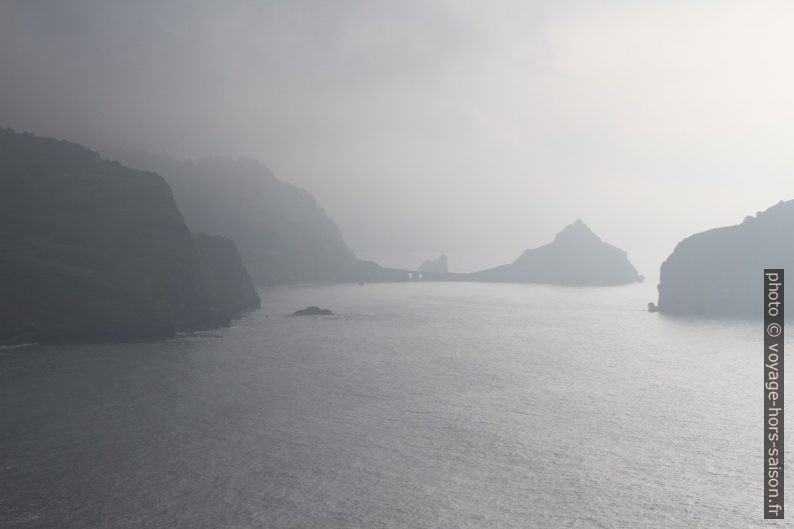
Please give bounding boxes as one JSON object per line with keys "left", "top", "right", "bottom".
{"left": 0, "top": 282, "right": 785, "bottom": 528}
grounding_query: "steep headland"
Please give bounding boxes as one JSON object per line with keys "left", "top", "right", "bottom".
{"left": 418, "top": 255, "right": 448, "bottom": 274}
{"left": 118, "top": 153, "right": 382, "bottom": 285}
{"left": 0, "top": 128, "right": 259, "bottom": 344}
{"left": 193, "top": 233, "right": 262, "bottom": 318}
{"left": 469, "top": 220, "right": 643, "bottom": 286}
{"left": 655, "top": 200, "right": 794, "bottom": 317}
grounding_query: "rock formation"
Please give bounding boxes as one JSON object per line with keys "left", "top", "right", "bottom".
{"left": 655, "top": 200, "right": 794, "bottom": 317}
{"left": 469, "top": 220, "right": 643, "bottom": 286}
{"left": 193, "top": 233, "right": 261, "bottom": 318}
{"left": 418, "top": 255, "right": 449, "bottom": 274}
{"left": 117, "top": 154, "right": 362, "bottom": 284}
{"left": 292, "top": 306, "right": 333, "bottom": 316}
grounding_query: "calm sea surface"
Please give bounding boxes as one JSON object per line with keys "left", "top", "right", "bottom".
{"left": 0, "top": 282, "right": 784, "bottom": 528}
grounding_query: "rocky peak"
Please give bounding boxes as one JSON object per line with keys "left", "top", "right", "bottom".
{"left": 553, "top": 219, "right": 602, "bottom": 245}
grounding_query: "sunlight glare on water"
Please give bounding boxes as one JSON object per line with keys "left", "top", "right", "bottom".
{"left": 0, "top": 282, "right": 781, "bottom": 528}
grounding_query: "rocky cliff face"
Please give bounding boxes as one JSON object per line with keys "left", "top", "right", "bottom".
{"left": 119, "top": 154, "right": 362, "bottom": 285}
{"left": 193, "top": 233, "right": 261, "bottom": 318}
{"left": 470, "top": 220, "right": 643, "bottom": 286}
{"left": 655, "top": 200, "right": 794, "bottom": 316}
{"left": 0, "top": 129, "right": 258, "bottom": 344}
{"left": 418, "top": 255, "right": 448, "bottom": 274}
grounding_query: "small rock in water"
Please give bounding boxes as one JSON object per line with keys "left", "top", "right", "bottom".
{"left": 292, "top": 306, "right": 334, "bottom": 316}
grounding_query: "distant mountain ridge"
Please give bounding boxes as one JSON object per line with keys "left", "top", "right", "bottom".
{"left": 654, "top": 200, "right": 794, "bottom": 316}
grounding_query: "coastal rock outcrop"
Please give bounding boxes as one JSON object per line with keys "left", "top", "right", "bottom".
{"left": 470, "top": 220, "right": 643, "bottom": 286}
{"left": 655, "top": 200, "right": 794, "bottom": 317}
{"left": 292, "top": 306, "right": 333, "bottom": 316}
{"left": 418, "top": 255, "right": 448, "bottom": 274}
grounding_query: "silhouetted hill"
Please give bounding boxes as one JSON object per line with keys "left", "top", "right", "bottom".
{"left": 469, "top": 220, "right": 643, "bottom": 286}
{"left": 118, "top": 153, "right": 376, "bottom": 285}
{"left": 0, "top": 129, "right": 259, "bottom": 344}
{"left": 654, "top": 200, "right": 794, "bottom": 317}
{"left": 418, "top": 255, "right": 448, "bottom": 274}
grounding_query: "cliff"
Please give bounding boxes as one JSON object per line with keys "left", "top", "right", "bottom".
{"left": 0, "top": 128, "right": 258, "bottom": 344}
{"left": 469, "top": 220, "right": 643, "bottom": 286}
{"left": 418, "top": 255, "right": 448, "bottom": 274}
{"left": 193, "top": 233, "right": 261, "bottom": 317}
{"left": 118, "top": 154, "right": 367, "bottom": 285}
{"left": 655, "top": 200, "right": 794, "bottom": 316}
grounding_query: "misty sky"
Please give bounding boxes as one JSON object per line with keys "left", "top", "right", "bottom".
{"left": 2, "top": 1, "right": 794, "bottom": 278}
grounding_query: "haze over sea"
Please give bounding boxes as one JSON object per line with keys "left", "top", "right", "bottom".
{"left": 0, "top": 282, "right": 781, "bottom": 528}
